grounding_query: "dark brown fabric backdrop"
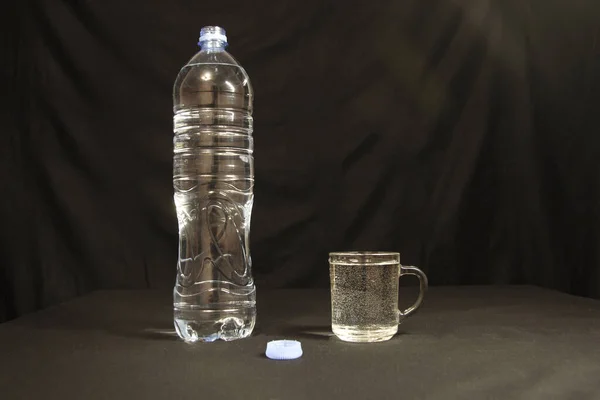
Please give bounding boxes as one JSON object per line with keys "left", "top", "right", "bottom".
{"left": 2, "top": 0, "right": 600, "bottom": 322}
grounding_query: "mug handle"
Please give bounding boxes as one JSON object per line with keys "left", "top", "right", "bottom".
{"left": 398, "top": 265, "right": 428, "bottom": 318}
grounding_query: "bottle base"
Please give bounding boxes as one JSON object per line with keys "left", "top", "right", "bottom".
{"left": 174, "top": 306, "right": 256, "bottom": 343}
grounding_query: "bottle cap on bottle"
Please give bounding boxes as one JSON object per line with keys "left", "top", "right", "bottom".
{"left": 199, "top": 26, "right": 228, "bottom": 45}
{"left": 265, "top": 340, "right": 303, "bottom": 360}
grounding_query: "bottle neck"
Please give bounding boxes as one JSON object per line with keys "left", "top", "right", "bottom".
{"left": 200, "top": 40, "right": 227, "bottom": 51}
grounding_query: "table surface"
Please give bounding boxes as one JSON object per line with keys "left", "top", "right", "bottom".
{"left": 1, "top": 286, "right": 600, "bottom": 400}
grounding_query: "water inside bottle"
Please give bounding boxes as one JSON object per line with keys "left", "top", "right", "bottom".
{"left": 172, "top": 32, "right": 256, "bottom": 343}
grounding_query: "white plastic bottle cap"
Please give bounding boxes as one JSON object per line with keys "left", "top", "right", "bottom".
{"left": 265, "top": 340, "right": 303, "bottom": 360}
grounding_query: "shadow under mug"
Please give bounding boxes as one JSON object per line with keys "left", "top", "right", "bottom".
{"left": 329, "top": 251, "right": 428, "bottom": 343}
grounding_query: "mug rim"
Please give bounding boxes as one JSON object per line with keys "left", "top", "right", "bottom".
{"left": 328, "top": 251, "right": 400, "bottom": 266}
{"left": 329, "top": 251, "right": 399, "bottom": 257}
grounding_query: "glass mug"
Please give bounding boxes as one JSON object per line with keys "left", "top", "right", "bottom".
{"left": 329, "top": 252, "right": 428, "bottom": 343}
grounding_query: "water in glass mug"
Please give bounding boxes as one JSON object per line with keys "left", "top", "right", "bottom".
{"left": 330, "top": 262, "right": 400, "bottom": 342}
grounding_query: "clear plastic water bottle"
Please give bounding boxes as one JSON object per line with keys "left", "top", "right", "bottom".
{"left": 172, "top": 26, "right": 256, "bottom": 343}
